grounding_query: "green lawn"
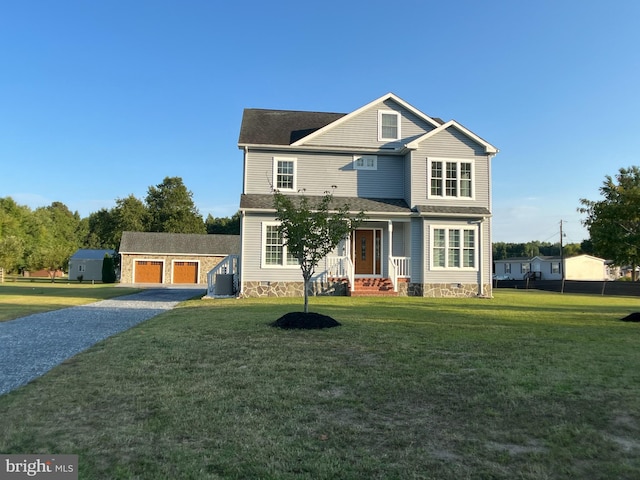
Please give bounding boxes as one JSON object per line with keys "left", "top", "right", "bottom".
{"left": 1, "top": 291, "right": 639, "bottom": 479}
{"left": 0, "top": 283, "right": 141, "bottom": 322}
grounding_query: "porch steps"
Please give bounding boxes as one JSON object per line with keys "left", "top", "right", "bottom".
{"left": 349, "top": 278, "right": 397, "bottom": 297}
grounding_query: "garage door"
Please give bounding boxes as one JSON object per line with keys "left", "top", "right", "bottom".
{"left": 173, "top": 261, "right": 198, "bottom": 284}
{"left": 135, "top": 261, "right": 163, "bottom": 283}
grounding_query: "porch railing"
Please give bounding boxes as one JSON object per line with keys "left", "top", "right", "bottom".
{"left": 326, "top": 255, "right": 354, "bottom": 289}
{"left": 389, "top": 256, "right": 411, "bottom": 292}
{"left": 206, "top": 255, "right": 240, "bottom": 297}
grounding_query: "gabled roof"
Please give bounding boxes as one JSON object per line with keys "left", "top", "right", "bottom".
{"left": 240, "top": 193, "right": 411, "bottom": 214}
{"left": 238, "top": 109, "right": 346, "bottom": 146}
{"left": 290, "top": 92, "right": 442, "bottom": 147}
{"left": 119, "top": 232, "right": 240, "bottom": 255}
{"left": 70, "top": 249, "right": 115, "bottom": 260}
{"left": 406, "top": 120, "right": 498, "bottom": 154}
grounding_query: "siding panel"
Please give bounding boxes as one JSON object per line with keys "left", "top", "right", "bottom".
{"left": 245, "top": 151, "right": 405, "bottom": 199}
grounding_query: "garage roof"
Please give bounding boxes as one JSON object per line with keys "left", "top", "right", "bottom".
{"left": 119, "top": 232, "right": 240, "bottom": 255}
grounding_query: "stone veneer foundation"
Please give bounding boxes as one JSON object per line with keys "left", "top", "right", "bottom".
{"left": 241, "top": 279, "right": 491, "bottom": 298}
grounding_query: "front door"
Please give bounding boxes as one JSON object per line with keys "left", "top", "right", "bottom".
{"left": 354, "top": 229, "right": 382, "bottom": 275}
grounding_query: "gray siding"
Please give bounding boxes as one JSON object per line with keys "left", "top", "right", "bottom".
{"left": 245, "top": 150, "right": 405, "bottom": 199}
{"left": 304, "top": 99, "right": 435, "bottom": 149}
{"left": 409, "top": 127, "right": 491, "bottom": 210}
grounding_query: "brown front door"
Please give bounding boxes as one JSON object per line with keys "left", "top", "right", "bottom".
{"left": 354, "top": 230, "right": 374, "bottom": 275}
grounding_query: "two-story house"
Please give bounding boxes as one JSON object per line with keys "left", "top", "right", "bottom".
{"left": 230, "top": 93, "right": 498, "bottom": 298}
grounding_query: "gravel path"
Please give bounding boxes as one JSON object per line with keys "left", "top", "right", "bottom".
{"left": 0, "top": 288, "right": 204, "bottom": 396}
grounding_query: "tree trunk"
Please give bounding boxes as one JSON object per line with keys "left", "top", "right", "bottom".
{"left": 303, "top": 276, "right": 310, "bottom": 314}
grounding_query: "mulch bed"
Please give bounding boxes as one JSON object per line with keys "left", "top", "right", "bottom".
{"left": 620, "top": 312, "right": 640, "bottom": 322}
{"left": 270, "top": 312, "right": 341, "bottom": 329}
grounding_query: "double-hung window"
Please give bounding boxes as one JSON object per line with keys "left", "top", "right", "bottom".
{"left": 378, "top": 110, "right": 401, "bottom": 141}
{"left": 431, "top": 226, "right": 477, "bottom": 269}
{"left": 273, "top": 158, "right": 296, "bottom": 191}
{"left": 428, "top": 158, "right": 474, "bottom": 199}
{"left": 262, "top": 223, "right": 298, "bottom": 268}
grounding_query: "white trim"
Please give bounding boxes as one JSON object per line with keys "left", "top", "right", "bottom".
{"left": 290, "top": 93, "right": 441, "bottom": 147}
{"left": 378, "top": 110, "right": 401, "bottom": 141}
{"left": 406, "top": 120, "right": 499, "bottom": 154}
{"left": 261, "top": 222, "right": 299, "bottom": 269}
{"left": 429, "top": 225, "right": 479, "bottom": 271}
{"left": 353, "top": 154, "right": 377, "bottom": 170}
{"left": 272, "top": 157, "right": 297, "bottom": 192}
{"left": 427, "top": 157, "right": 476, "bottom": 200}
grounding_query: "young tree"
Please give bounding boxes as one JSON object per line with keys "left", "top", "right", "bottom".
{"left": 579, "top": 166, "right": 640, "bottom": 279}
{"left": 274, "top": 189, "right": 365, "bottom": 313}
{"left": 145, "top": 177, "right": 206, "bottom": 234}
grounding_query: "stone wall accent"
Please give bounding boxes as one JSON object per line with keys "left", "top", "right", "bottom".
{"left": 241, "top": 279, "right": 349, "bottom": 298}
{"left": 408, "top": 282, "right": 492, "bottom": 298}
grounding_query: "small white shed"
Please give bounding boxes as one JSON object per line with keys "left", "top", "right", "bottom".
{"left": 68, "top": 249, "right": 115, "bottom": 282}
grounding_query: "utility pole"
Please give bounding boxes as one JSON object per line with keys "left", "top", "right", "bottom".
{"left": 560, "top": 220, "right": 565, "bottom": 281}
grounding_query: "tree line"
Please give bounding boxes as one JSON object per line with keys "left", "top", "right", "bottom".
{"left": 0, "top": 176, "right": 240, "bottom": 277}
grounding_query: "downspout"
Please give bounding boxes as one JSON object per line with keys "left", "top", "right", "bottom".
{"left": 239, "top": 209, "right": 246, "bottom": 296}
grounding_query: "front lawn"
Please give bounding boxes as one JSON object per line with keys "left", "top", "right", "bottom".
{"left": 1, "top": 291, "right": 639, "bottom": 479}
{"left": 0, "top": 283, "right": 141, "bottom": 322}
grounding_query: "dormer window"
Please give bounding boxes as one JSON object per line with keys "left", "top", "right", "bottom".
{"left": 378, "top": 110, "right": 400, "bottom": 141}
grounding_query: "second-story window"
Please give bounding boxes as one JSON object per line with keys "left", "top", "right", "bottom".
{"left": 428, "top": 158, "right": 474, "bottom": 199}
{"left": 378, "top": 110, "right": 401, "bottom": 141}
{"left": 274, "top": 158, "right": 296, "bottom": 191}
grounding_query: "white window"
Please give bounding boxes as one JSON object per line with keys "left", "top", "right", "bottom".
{"left": 522, "top": 263, "right": 530, "bottom": 274}
{"left": 273, "top": 158, "right": 296, "bottom": 191}
{"left": 551, "top": 262, "right": 560, "bottom": 274}
{"left": 378, "top": 110, "right": 401, "bottom": 141}
{"left": 353, "top": 155, "right": 377, "bottom": 170}
{"left": 262, "top": 223, "right": 299, "bottom": 268}
{"left": 431, "top": 226, "right": 477, "bottom": 270}
{"left": 428, "top": 158, "right": 474, "bottom": 199}
{"left": 505, "top": 263, "right": 511, "bottom": 274}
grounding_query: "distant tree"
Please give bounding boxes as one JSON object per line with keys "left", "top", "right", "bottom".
{"left": 274, "top": 189, "right": 365, "bottom": 313}
{"left": 101, "top": 253, "right": 117, "bottom": 283}
{"left": 579, "top": 166, "right": 640, "bottom": 279}
{"left": 145, "top": 177, "right": 206, "bottom": 234}
{"left": 205, "top": 211, "right": 241, "bottom": 235}
{"left": 0, "top": 197, "right": 31, "bottom": 272}
{"left": 26, "top": 203, "right": 80, "bottom": 281}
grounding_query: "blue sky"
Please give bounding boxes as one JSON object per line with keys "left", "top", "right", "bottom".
{"left": 2, "top": 0, "right": 639, "bottom": 244}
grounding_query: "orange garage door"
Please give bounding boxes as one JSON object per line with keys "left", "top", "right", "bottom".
{"left": 135, "top": 261, "right": 163, "bottom": 283}
{"left": 173, "top": 261, "right": 198, "bottom": 283}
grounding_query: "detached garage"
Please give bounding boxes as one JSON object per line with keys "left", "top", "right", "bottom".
{"left": 119, "top": 232, "right": 240, "bottom": 285}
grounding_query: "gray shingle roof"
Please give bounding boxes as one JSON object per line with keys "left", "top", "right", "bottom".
{"left": 238, "top": 109, "right": 346, "bottom": 146}
{"left": 415, "top": 205, "right": 491, "bottom": 216}
{"left": 119, "top": 232, "right": 240, "bottom": 255}
{"left": 240, "top": 194, "right": 411, "bottom": 214}
{"left": 70, "top": 249, "right": 115, "bottom": 260}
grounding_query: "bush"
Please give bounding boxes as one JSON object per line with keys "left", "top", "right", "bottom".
{"left": 101, "top": 255, "right": 117, "bottom": 283}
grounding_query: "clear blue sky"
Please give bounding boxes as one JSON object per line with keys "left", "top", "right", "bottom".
{"left": 2, "top": 0, "right": 639, "bottom": 244}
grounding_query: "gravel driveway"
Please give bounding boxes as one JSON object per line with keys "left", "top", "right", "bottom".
{"left": 0, "top": 288, "right": 204, "bottom": 396}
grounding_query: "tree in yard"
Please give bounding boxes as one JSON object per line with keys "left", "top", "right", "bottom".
{"left": 273, "top": 189, "right": 365, "bottom": 314}
{"left": 145, "top": 177, "right": 206, "bottom": 234}
{"left": 579, "top": 166, "right": 640, "bottom": 280}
